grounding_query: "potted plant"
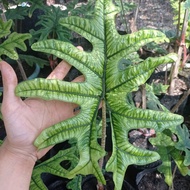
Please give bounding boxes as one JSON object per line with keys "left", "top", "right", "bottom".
{"left": 9, "top": 0, "right": 190, "bottom": 189}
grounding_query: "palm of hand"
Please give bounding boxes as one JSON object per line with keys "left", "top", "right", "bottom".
{"left": 0, "top": 59, "right": 81, "bottom": 159}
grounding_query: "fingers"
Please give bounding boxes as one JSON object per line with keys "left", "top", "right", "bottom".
{"left": 0, "top": 61, "right": 20, "bottom": 108}
{"left": 47, "top": 60, "right": 71, "bottom": 80}
{"left": 72, "top": 75, "right": 85, "bottom": 82}
{"left": 47, "top": 46, "right": 84, "bottom": 80}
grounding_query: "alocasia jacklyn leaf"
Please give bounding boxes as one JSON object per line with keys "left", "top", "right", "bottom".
{"left": 15, "top": 0, "right": 184, "bottom": 189}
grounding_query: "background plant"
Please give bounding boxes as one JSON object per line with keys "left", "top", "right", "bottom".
{"left": 1, "top": 0, "right": 98, "bottom": 69}
{"left": 0, "top": 18, "right": 31, "bottom": 62}
{"left": 5, "top": 0, "right": 190, "bottom": 190}
{"left": 166, "top": 0, "right": 190, "bottom": 94}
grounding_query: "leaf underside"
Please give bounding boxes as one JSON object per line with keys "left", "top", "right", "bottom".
{"left": 16, "top": 0, "right": 183, "bottom": 189}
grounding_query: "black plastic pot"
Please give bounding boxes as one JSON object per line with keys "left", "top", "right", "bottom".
{"left": 82, "top": 173, "right": 135, "bottom": 190}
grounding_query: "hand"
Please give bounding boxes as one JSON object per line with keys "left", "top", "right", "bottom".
{"left": 0, "top": 58, "right": 83, "bottom": 161}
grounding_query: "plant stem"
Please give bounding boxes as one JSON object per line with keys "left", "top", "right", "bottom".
{"left": 169, "top": 9, "right": 189, "bottom": 95}
{"left": 119, "top": 0, "right": 128, "bottom": 33}
{"left": 171, "top": 89, "right": 190, "bottom": 113}
{"left": 16, "top": 59, "right": 27, "bottom": 81}
{"left": 174, "top": 0, "right": 181, "bottom": 52}
{"left": 141, "top": 84, "right": 146, "bottom": 109}
{"left": 97, "top": 99, "right": 107, "bottom": 190}
{"left": 130, "top": 0, "right": 140, "bottom": 33}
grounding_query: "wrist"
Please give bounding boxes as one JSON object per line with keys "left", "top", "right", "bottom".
{"left": 0, "top": 139, "right": 37, "bottom": 164}
{"left": 0, "top": 139, "right": 36, "bottom": 189}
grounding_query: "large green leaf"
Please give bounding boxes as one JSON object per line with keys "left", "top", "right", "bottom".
{"left": 16, "top": 0, "right": 184, "bottom": 189}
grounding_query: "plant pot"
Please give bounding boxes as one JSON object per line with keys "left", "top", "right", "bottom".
{"left": 82, "top": 173, "right": 135, "bottom": 190}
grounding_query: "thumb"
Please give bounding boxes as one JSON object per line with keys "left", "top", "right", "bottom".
{"left": 0, "top": 61, "right": 20, "bottom": 109}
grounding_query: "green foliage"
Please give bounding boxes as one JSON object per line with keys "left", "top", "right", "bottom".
{"left": 5, "top": 6, "right": 29, "bottom": 20}
{"left": 114, "top": 0, "right": 136, "bottom": 11}
{"left": 29, "top": 6, "right": 71, "bottom": 45}
{"left": 184, "top": 0, "right": 190, "bottom": 11}
{"left": 0, "top": 19, "right": 12, "bottom": 38}
{"left": 143, "top": 41, "right": 168, "bottom": 55}
{"left": 17, "top": 0, "right": 45, "bottom": 17}
{"left": 67, "top": 0, "right": 96, "bottom": 18}
{"left": 3, "top": 0, "right": 45, "bottom": 20}
{"left": 16, "top": 0, "right": 185, "bottom": 189}
{"left": 169, "top": 0, "right": 190, "bottom": 47}
{"left": 0, "top": 19, "right": 31, "bottom": 60}
{"left": 169, "top": 0, "right": 185, "bottom": 23}
{"left": 66, "top": 175, "right": 82, "bottom": 190}
{"left": 150, "top": 129, "right": 189, "bottom": 186}
{"left": 30, "top": 147, "right": 79, "bottom": 190}
{"left": 19, "top": 54, "right": 49, "bottom": 68}
{"left": 150, "top": 83, "right": 169, "bottom": 96}
{"left": 146, "top": 83, "right": 169, "bottom": 111}
{"left": 175, "top": 125, "right": 190, "bottom": 166}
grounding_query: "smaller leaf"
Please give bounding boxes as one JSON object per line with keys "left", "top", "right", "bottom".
{"left": 0, "top": 32, "right": 31, "bottom": 60}
{"left": 149, "top": 130, "right": 175, "bottom": 186}
{"left": 66, "top": 175, "right": 82, "bottom": 190}
{"left": 19, "top": 54, "right": 49, "bottom": 68}
{"left": 175, "top": 125, "right": 190, "bottom": 166}
{"left": 5, "top": 6, "right": 28, "bottom": 20}
{"left": 146, "top": 83, "right": 169, "bottom": 111}
{"left": 25, "top": 0, "right": 46, "bottom": 17}
{"left": 0, "top": 19, "right": 12, "bottom": 38}
{"left": 151, "top": 83, "right": 169, "bottom": 95}
{"left": 150, "top": 129, "right": 190, "bottom": 186}
{"left": 30, "top": 147, "right": 79, "bottom": 190}
{"left": 29, "top": 6, "right": 71, "bottom": 44}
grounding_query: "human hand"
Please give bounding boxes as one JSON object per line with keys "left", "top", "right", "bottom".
{"left": 0, "top": 56, "right": 83, "bottom": 162}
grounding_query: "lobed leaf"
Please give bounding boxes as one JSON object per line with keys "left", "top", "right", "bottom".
{"left": 175, "top": 125, "right": 190, "bottom": 166}
{"left": 0, "top": 19, "right": 12, "bottom": 38}
{"left": 150, "top": 129, "right": 190, "bottom": 186}
{"left": 0, "top": 32, "right": 31, "bottom": 60}
{"left": 15, "top": 0, "right": 184, "bottom": 189}
{"left": 30, "top": 148, "right": 79, "bottom": 189}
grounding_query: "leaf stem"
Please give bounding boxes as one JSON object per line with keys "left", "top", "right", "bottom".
{"left": 16, "top": 59, "right": 27, "bottom": 81}
{"left": 169, "top": 9, "right": 189, "bottom": 95}
{"left": 97, "top": 99, "right": 107, "bottom": 190}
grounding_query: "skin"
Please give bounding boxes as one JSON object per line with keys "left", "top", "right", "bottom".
{"left": 0, "top": 54, "right": 83, "bottom": 189}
